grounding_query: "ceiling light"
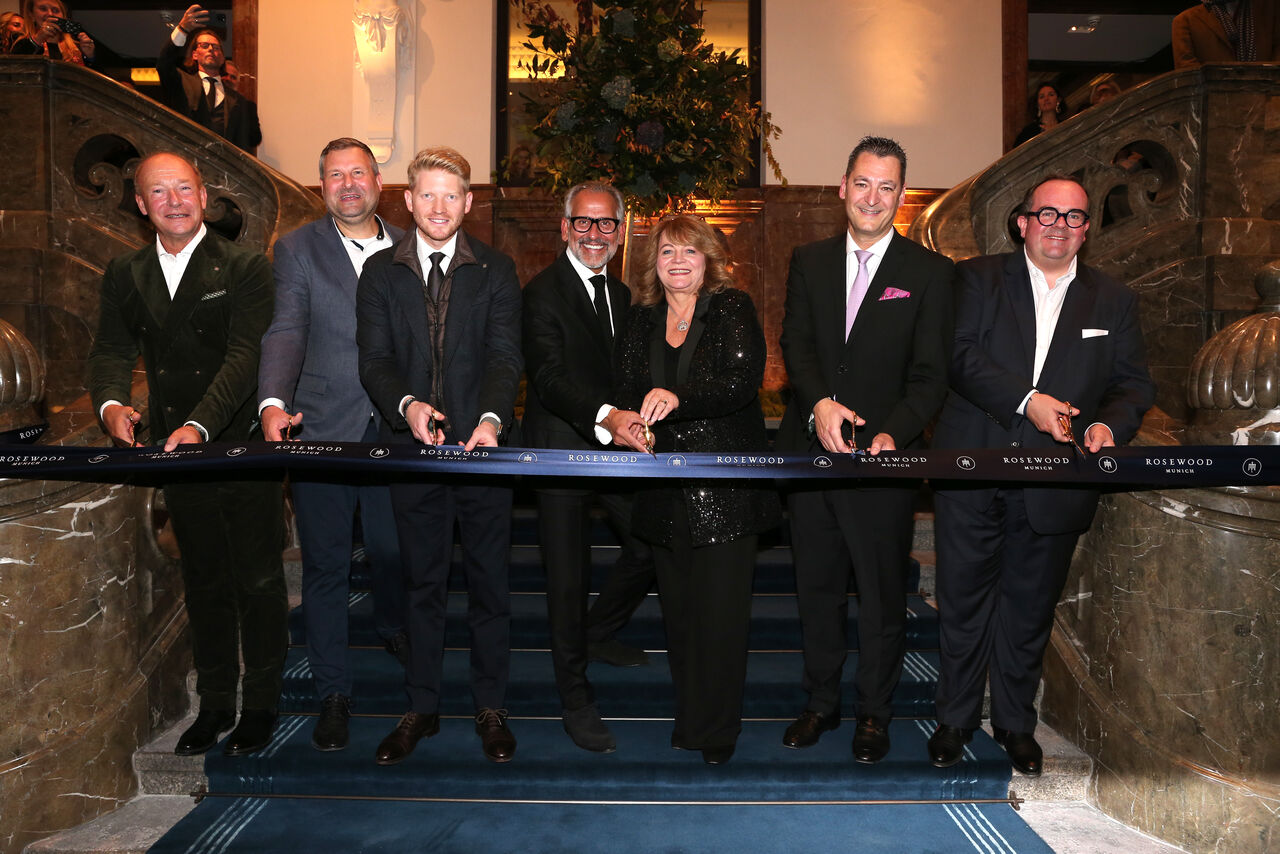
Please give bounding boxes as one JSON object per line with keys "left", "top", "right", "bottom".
{"left": 1069, "top": 15, "right": 1101, "bottom": 34}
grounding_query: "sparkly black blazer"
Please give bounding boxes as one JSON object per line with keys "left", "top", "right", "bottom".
{"left": 614, "top": 287, "right": 781, "bottom": 548}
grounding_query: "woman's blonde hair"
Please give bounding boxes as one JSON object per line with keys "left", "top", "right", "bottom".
{"left": 633, "top": 214, "right": 734, "bottom": 306}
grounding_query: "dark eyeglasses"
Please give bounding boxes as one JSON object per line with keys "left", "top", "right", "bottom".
{"left": 567, "top": 216, "right": 620, "bottom": 234}
{"left": 1029, "top": 207, "right": 1089, "bottom": 228}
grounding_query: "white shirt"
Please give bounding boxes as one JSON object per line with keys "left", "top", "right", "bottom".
{"left": 199, "top": 71, "right": 224, "bottom": 107}
{"left": 559, "top": 251, "right": 623, "bottom": 444}
{"left": 157, "top": 223, "right": 208, "bottom": 299}
{"left": 336, "top": 215, "right": 392, "bottom": 278}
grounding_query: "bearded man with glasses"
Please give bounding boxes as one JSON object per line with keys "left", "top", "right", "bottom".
{"left": 520, "top": 181, "right": 656, "bottom": 753}
{"left": 926, "top": 174, "right": 1155, "bottom": 776}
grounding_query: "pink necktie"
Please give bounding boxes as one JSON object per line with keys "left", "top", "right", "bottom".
{"left": 845, "top": 249, "right": 872, "bottom": 340}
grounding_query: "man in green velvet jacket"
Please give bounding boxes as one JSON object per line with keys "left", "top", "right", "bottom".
{"left": 87, "top": 151, "right": 287, "bottom": 758}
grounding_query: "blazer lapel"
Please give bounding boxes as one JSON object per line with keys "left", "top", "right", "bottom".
{"left": 388, "top": 231, "right": 432, "bottom": 363}
{"left": 441, "top": 233, "right": 481, "bottom": 371}
{"left": 1037, "top": 267, "right": 1096, "bottom": 391}
{"left": 556, "top": 253, "right": 612, "bottom": 356}
{"left": 166, "top": 236, "right": 224, "bottom": 333}
{"left": 131, "top": 248, "right": 170, "bottom": 328}
{"left": 676, "top": 295, "right": 712, "bottom": 384}
{"left": 318, "top": 221, "right": 360, "bottom": 300}
{"left": 818, "top": 235, "right": 848, "bottom": 347}
{"left": 847, "top": 232, "right": 903, "bottom": 345}
{"left": 1002, "top": 253, "right": 1036, "bottom": 377}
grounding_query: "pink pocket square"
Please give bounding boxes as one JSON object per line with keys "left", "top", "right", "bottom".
{"left": 878, "top": 287, "right": 911, "bottom": 301}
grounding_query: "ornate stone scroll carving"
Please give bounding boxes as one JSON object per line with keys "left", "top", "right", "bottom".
{"left": 353, "top": 0, "right": 414, "bottom": 165}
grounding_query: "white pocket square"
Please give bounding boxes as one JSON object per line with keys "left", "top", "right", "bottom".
{"left": 1081, "top": 328, "right": 1109, "bottom": 338}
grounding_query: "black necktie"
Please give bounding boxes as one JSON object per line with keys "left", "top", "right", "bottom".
{"left": 427, "top": 252, "right": 445, "bottom": 303}
{"left": 204, "top": 76, "right": 218, "bottom": 110}
{"left": 589, "top": 274, "right": 612, "bottom": 343}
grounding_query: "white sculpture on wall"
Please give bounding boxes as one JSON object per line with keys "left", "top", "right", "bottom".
{"left": 353, "top": 0, "right": 413, "bottom": 164}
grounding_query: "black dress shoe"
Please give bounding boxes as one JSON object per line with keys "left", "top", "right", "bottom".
{"left": 588, "top": 639, "right": 649, "bottom": 667}
{"left": 852, "top": 717, "right": 891, "bottom": 764}
{"left": 223, "top": 709, "right": 277, "bottom": 756}
{"left": 383, "top": 630, "right": 410, "bottom": 667}
{"left": 782, "top": 709, "right": 840, "bottom": 749}
{"left": 174, "top": 709, "right": 236, "bottom": 756}
{"left": 375, "top": 711, "right": 439, "bottom": 766}
{"left": 992, "top": 727, "right": 1043, "bottom": 776}
{"left": 476, "top": 708, "right": 517, "bottom": 763}
{"left": 701, "top": 744, "right": 735, "bottom": 765}
{"left": 562, "top": 703, "right": 616, "bottom": 753}
{"left": 927, "top": 724, "right": 973, "bottom": 768}
{"left": 312, "top": 693, "right": 351, "bottom": 752}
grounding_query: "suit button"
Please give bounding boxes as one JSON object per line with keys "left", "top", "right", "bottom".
{"left": 166, "top": 405, "right": 175, "bottom": 413}
{"left": 837, "top": 365, "right": 847, "bottom": 375}
{"left": 157, "top": 368, "right": 166, "bottom": 375}
{"left": 1010, "top": 441, "right": 1020, "bottom": 447}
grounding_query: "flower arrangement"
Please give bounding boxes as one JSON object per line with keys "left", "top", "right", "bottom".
{"left": 512, "top": 0, "right": 783, "bottom": 217}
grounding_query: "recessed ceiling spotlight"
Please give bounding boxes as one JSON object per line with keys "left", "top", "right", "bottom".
{"left": 1069, "top": 15, "right": 1101, "bottom": 34}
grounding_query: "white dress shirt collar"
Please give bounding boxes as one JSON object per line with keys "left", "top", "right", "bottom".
{"left": 155, "top": 223, "right": 208, "bottom": 299}
{"left": 844, "top": 228, "right": 895, "bottom": 296}
{"left": 334, "top": 215, "right": 392, "bottom": 277}
{"left": 415, "top": 231, "right": 458, "bottom": 281}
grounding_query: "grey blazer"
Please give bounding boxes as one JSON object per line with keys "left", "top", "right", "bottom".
{"left": 259, "top": 217, "right": 405, "bottom": 441}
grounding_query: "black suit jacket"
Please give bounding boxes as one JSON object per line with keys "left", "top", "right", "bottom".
{"left": 777, "top": 229, "right": 955, "bottom": 453}
{"left": 157, "top": 38, "right": 262, "bottom": 151}
{"left": 356, "top": 229, "right": 522, "bottom": 445}
{"left": 931, "top": 251, "right": 1156, "bottom": 533}
{"left": 615, "top": 288, "right": 781, "bottom": 547}
{"left": 87, "top": 232, "right": 273, "bottom": 442}
{"left": 521, "top": 251, "right": 630, "bottom": 449}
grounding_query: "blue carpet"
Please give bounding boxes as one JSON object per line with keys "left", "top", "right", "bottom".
{"left": 155, "top": 800, "right": 1050, "bottom": 854}
{"left": 153, "top": 516, "right": 1052, "bottom": 854}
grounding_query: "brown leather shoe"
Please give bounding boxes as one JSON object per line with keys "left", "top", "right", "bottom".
{"left": 375, "top": 711, "right": 439, "bottom": 766}
{"left": 475, "top": 708, "right": 516, "bottom": 763}
{"left": 782, "top": 709, "right": 840, "bottom": 749}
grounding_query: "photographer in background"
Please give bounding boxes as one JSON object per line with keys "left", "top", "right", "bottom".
{"left": 158, "top": 4, "right": 261, "bottom": 152}
{"left": 11, "top": 0, "right": 94, "bottom": 65}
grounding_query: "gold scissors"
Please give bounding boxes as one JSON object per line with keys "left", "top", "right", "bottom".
{"left": 1057, "top": 404, "right": 1086, "bottom": 455}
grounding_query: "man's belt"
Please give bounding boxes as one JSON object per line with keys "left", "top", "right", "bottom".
{"left": 0, "top": 442, "right": 1272, "bottom": 488}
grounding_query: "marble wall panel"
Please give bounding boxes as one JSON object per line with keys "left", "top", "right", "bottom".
{"left": 0, "top": 482, "right": 190, "bottom": 854}
{"left": 1043, "top": 486, "right": 1279, "bottom": 854}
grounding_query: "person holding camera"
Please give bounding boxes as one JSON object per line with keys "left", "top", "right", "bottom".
{"left": 11, "top": 0, "right": 94, "bottom": 65}
{"left": 157, "top": 4, "right": 262, "bottom": 153}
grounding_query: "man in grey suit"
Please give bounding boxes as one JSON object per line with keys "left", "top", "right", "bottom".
{"left": 357, "top": 146, "right": 523, "bottom": 766}
{"left": 259, "top": 137, "right": 407, "bottom": 752}
{"left": 88, "top": 151, "right": 286, "bottom": 757}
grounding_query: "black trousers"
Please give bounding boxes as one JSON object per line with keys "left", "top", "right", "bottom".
{"left": 391, "top": 480, "right": 511, "bottom": 714}
{"left": 933, "top": 487, "right": 1080, "bottom": 733}
{"left": 787, "top": 484, "right": 916, "bottom": 722}
{"left": 537, "top": 486, "right": 655, "bottom": 711}
{"left": 164, "top": 478, "right": 288, "bottom": 713}
{"left": 653, "top": 504, "right": 757, "bottom": 750}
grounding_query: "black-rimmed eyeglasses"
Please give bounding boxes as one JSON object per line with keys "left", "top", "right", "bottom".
{"left": 1028, "top": 207, "right": 1089, "bottom": 228}
{"left": 567, "top": 216, "right": 621, "bottom": 234}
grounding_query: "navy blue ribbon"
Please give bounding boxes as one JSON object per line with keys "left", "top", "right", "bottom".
{"left": 0, "top": 442, "right": 1273, "bottom": 487}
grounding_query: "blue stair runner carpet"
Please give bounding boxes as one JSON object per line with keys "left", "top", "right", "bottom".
{"left": 152, "top": 511, "right": 1054, "bottom": 853}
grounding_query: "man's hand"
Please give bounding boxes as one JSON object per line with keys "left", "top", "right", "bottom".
{"left": 1083, "top": 423, "right": 1115, "bottom": 453}
{"left": 163, "top": 424, "right": 203, "bottom": 452}
{"left": 640, "top": 387, "right": 679, "bottom": 424}
{"left": 602, "top": 408, "right": 650, "bottom": 453}
{"left": 868, "top": 432, "right": 896, "bottom": 456}
{"left": 1025, "top": 392, "right": 1078, "bottom": 443}
{"left": 75, "top": 31, "right": 95, "bottom": 60}
{"left": 102, "top": 403, "right": 141, "bottom": 447}
{"left": 463, "top": 420, "right": 499, "bottom": 451}
{"left": 813, "top": 397, "right": 865, "bottom": 454}
{"left": 261, "top": 405, "right": 302, "bottom": 442}
{"left": 405, "top": 400, "right": 446, "bottom": 445}
{"left": 178, "top": 4, "right": 210, "bottom": 33}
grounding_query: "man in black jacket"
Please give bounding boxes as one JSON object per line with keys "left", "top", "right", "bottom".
{"left": 521, "top": 182, "right": 656, "bottom": 752}
{"left": 157, "top": 5, "right": 262, "bottom": 152}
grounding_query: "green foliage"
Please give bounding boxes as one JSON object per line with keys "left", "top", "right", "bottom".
{"left": 513, "top": 0, "right": 783, "bottom": 217}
